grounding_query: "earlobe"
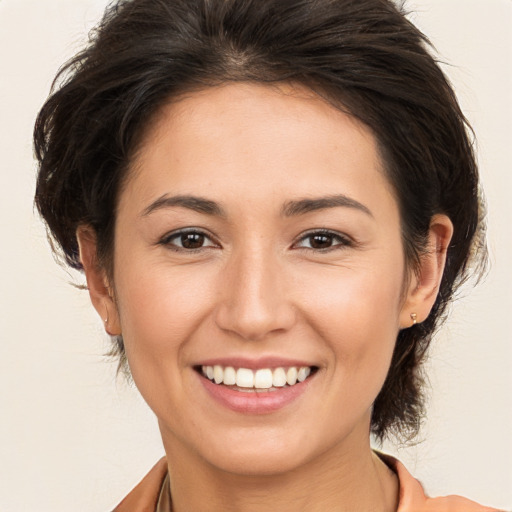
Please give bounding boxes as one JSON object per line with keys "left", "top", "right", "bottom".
{"left": 76, "top": 225, "right": 122, "bottom": 335}
{"left": 400, "top": 214, "right": 454, "bottom": 328}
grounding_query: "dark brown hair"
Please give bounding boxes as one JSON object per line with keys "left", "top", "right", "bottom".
{"left": 34, "top": 0, "right": 486, "bottom": 442}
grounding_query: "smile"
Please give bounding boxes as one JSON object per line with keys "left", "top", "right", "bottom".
{"left": 200, "top": 365, "right": 315, "bottom": 391}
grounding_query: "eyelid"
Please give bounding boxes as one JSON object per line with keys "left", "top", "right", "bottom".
{"left": 157, "top": 227, "right": 353, "bottom": 252}
{"left": 158, "top": 227, "right": 220, "bottom": 250}
{"left": 292, "top": 229, "right": 354, "bottom": 250}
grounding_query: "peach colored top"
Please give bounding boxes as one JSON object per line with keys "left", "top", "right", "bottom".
{"left": 113, "top": 454, "right": 502, "bottom": 512}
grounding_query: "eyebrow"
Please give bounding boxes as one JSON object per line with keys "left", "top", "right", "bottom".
{"left": 281, "top": 194, "right": 373, "bottom": 217}
{"left": 141, "top": 194, "right": 226, "bottom": 217}
{"left": 141, "top": 193, "right": 372, "bottom": 218}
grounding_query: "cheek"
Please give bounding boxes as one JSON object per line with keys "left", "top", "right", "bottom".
{"left": 113, "top": 259, "right": 218, "bottom": 362}
{"left": 300, "top": 257, "right": 404, "bottom": 328}
{"left": 298, "top": 258, "right": 404, "bottom": 384}
{"left": 112, "top": 260, "right": 223, "bottom": 419}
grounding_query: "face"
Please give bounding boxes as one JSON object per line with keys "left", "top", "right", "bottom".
{"left": 101, "top": 83, "right": 416, "bottom": 474}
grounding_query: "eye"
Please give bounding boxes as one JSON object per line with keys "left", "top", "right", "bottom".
{"left": 294, "top": 230, "right": 352, "bottom": 251}
{"left": 159, "top": 229, "right": 218, "bottom": 251}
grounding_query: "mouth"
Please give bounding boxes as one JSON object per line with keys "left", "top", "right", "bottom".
{"left": 196, "top": 364, "right": 318, "bottom": 392}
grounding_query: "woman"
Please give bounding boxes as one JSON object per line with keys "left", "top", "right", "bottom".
{"left": 33, "top": 0, "right": 504, "bottom": 510}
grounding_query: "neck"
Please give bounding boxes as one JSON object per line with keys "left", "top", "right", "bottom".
{"left": 159, "top": 422, "right": 399, "bottom": 512}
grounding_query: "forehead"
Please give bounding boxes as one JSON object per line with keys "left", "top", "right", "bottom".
{"left": 123, "top": 82, "right": 396, "bottom": 218}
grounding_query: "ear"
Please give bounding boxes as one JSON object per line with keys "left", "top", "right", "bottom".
{"left": 399, "top": 214, "right": 454, "bottom": 329}
{"left": 76, "top": 225, "right": 122, "bottom": 336}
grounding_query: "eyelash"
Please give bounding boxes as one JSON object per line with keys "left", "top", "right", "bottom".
{"left": 158, "top": 228, "right": 353, "bottom": 253}
{"left": 293, "top": 229, "right": 353, "bottom": 252}
{"left": 158, "top": 228, "right": 219, "bottom": 252}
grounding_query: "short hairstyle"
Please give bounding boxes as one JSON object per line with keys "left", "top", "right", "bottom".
{"left": 34, "top": 0, "right": 486, "bottom": 442}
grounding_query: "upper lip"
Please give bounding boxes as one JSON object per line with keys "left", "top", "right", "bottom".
{"left": 194, "top": 356, "right": 317, "bottom": 370}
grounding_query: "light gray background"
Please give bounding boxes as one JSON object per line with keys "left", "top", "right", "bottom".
{"left": 0, "top": 0, "right": 510, "bottom": 510}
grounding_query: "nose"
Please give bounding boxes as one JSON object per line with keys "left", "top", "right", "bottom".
{"left": 213, "top": 247, "right": 297, "bottom": 341}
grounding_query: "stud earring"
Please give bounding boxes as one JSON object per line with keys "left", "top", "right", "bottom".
{"left": 104, "top": 308, "right": 113, "bottom": 334}
{"left": 410, "top": 312, "right": 417, "bottom": 326}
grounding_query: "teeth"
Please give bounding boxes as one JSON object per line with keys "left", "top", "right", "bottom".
{"left": 272, "top": 367, "right": 287, "bottom": 387}
{"left": 254, "top": 369, "right": 273, "bottom": 389}
{"left": 297, "top": 367, "right": 311, "bottom": 382}
{"left": 201, "top": 365, "right": 313, "bottom": 389}
{"left": 286, "top": 367, "right": 298, "bottom": 386}
{"left": 236, "top": 368, "right": 254, "bottom": 388}
{"left": 223, "top": 366, "right": 236, "bottom": 385}
{"left": 213, "top": 365, "right": 223, "bottom": 384}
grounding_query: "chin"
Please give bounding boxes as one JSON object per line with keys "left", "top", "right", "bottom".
{"left": 193, "top": 422, "right": 347, "bottom": 478}
{"left": 205, "top": 442, "right": 311, "bottom": 477}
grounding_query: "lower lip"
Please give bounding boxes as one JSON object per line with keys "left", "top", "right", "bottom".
{"left": 198, "top": 373, "right": 313, "bottom": 414}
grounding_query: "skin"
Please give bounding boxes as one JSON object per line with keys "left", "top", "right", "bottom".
{"left": 78, "top": 83, "right": 453, "bottom": 512}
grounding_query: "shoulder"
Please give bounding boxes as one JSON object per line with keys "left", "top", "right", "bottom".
{"left": 375, "top": 451, "right": 503, "bottom": 512}
{"left": 112, "top": 457, "right": 167, "bottom": 512}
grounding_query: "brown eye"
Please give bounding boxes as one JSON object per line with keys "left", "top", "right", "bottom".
{"left": 180, "top": 232, "right": 206, "bottom": 249}
{"left": 160, "top": 229, "right": 217, "bottom": 251}
{"left": 308, "top": 234, "right": 334, "bottom": 249}
{"left": 294, "top": 230, "right": 352, "bottom": 251}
